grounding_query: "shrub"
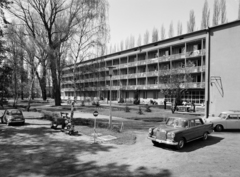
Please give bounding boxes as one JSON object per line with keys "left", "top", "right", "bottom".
{"left": 145, "top": 104, "right": 151, "bottom": 112}
{"left": 125, "top": 105, "right": 130, "bottom": 112}
{"left": 138, "top": 106, "right": 143, "bottom": 115}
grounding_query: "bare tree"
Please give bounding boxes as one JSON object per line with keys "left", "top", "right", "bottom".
{"left": 144, "top": 30, "right": 149, "bottom": 44}
{"left": 177, "top": 21, "right": 183, "bottom": 35}
{"left": 159, "top": 61, "right": 194, "bottom": 112}
{"left": 187, "top": 10, "right": 196, "bottom": 33}
{"left": 220, "top": 0, "right": 227, "bottom": 24}
{"left": 168, "top": 22, "right": 174, "bottom": 38}
{"left": 137, "top": 34, "right": 141, "bottom": 46}
{"left": 212, "top": 0, "right": 220, "bottom": 26}
{"left": 201, "top": 0, "right": 211, "bottom": 29}
{"left": 8, "top": 0, "right": 109, "bottom": 106}
{"left": 152, "top": 27, "right": 158, "bottom": 42}
{"left": 161, "top": 24, "right": 166, "bottom": 40}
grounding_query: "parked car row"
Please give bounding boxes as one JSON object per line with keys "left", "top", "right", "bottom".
{"left": 148, "top": 110, "right": 240, "bottom": 150}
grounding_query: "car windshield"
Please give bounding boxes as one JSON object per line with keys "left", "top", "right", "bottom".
{"left": 10, "top": 110, "right": 22, "bottom": 115}
{"left": 218, "top": 113, "right": 228, "bottom": 119}
{"left": 166, "top": 118, "right": 187, "bottom": 128}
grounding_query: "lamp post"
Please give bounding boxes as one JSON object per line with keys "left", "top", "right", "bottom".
{"left": 108, "top": 66, "right": 115, "bottom": 128}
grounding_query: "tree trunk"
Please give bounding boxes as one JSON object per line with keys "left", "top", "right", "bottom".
{"left": 36, "top": 68, "right": 47, "bottom": 101}
{"left": 26, "top": 77, "right": 35, "bottom": 112}
{"left": 49, "top": 57, "right": 61, "bottom": 106}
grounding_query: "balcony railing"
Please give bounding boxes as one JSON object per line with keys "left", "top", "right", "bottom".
{"left": 136, "top": 72, "right": 146, "bottom": 77}
{"left": 146, "top": 71, "right": 158, "bottom": 77}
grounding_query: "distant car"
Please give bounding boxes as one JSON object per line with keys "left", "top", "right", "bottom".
{"left": 205, "top": 111, "right": 240, "bottom": 132}
{"left": 148, "top": 117, "right": 213, "bottom": 150}
{"left": 1, "top": 109, "right": 25, "bottom": 126}
{"left": 0, "top": 98, "right": 8, "bottom": 105}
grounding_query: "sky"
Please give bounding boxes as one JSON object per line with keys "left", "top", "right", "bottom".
{"left": 107, "top": 0, "right": 239, "bottom": 48}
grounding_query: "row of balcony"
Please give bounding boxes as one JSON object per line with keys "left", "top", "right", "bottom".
{"left": 62, "top": 66, "right": 205, "bottom": 83}
{"left": 62, "top": 82, "right": 205, "bottom": 92}
{"left": 62, "top": 49, "right": 206, "bottom": 77}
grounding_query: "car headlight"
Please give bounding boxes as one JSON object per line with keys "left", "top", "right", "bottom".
{"left": 167, "top": 132, "right": 175, "bottom": 139}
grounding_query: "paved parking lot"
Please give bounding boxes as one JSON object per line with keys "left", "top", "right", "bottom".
{"left": 0, "top": 116, "right": 240, "bottom": 177}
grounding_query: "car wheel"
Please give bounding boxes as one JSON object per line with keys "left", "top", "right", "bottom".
{"left": 215, "top": 125, "right": 223, "bottom": 132}
{"left": 202, "top": 132, "right": 208, "bottom": 140}
{"left": 176, "top": 138, "right": 185, "bottom": 150}
{"left": 152, "top": 140, "right": 159, "bottom": 146}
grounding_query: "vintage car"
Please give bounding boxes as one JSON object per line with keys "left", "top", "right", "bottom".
{"left": 1, "top": 109, "right": 25, "bottom": 126}
{"left": 205, "top": 111, "right": 240, "bottom": 132}
{"left": 148, "top": 117, "right": 213, "bottom": 150}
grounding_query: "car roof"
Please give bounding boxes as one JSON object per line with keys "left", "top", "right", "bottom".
{"left": 221, "top": 111, "right": 240, "bottom": 114}
{"left": 168, "top": 117, "right": 200, "bottom": 120}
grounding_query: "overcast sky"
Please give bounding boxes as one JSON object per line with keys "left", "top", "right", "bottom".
{"left": 107, "top": 0, "right": 239, "bottom": 47}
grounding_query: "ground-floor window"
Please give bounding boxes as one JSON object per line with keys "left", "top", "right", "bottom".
{"left": 143, "top": 91, "right": 147, "bottom": 99}
{"left": 165, "top": 89, "right": 205, "bottom": 104}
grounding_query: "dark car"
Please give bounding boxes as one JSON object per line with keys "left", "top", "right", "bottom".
{"left": 148, "top": 117, "right": 213, "bottom": 150}
{"left": 0, "top": 98, "right": 8, "bottom": 105}
{"left": 1, "top": 109, "right": 25, "bottom": 126}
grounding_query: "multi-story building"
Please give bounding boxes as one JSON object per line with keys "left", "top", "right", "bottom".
{"left": 61, "top": 20, "right": 240, "bottom": 117}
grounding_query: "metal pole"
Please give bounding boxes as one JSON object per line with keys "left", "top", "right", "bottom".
{"left": 109, "top": 75, "right": 112, "bottom": 128}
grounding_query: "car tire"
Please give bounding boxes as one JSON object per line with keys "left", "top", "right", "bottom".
{"left": 202, "top": 132, "right": 208, "bottom": 140}
{"left": 215, "top": 125, "right": 223, "bottom": 132}
{"left": 176, "top": 138, "right": 185, "bottom": 150}
{"left": 152, "top": 140, "right": 159, "bottom": 146}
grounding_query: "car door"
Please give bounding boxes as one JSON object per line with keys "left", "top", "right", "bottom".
{"left": 194, "top": 118, "right": 206, "bottom": 137}
{"left": 226, "top": 114, "right": 239, "bottom": 129}
{"left": 183, "top": 119, "right": 197, "bottom": 141}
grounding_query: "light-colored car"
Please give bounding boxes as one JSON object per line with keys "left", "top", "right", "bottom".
{"left": 206, "top": 111, "right": 240, "bottom": 132}
{"left": 1, "top": 109, "right": 25, "bottom": 126}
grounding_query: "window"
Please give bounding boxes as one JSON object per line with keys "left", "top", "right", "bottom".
{"left": 189, "top": 120, "right": 195, "bottom": 127}
{"left": 195, "top": 119, "right": 203, "bottom": 126}
{"left": 227, "top": 115, "right": 238, "bottom": 120}
{"left": 143, "top": 91, "right": 147, "bottom": 99}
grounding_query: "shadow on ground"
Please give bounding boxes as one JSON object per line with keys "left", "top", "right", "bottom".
{"left": 0, "top": 125, "right": 172, "bottom": 177}
{"left": 153, "top": 135, "right": 223, "bottom": 153}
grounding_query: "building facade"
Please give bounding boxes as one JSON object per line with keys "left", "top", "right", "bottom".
{"left": 61, "top": 20, "right": 240, "bottom": 117}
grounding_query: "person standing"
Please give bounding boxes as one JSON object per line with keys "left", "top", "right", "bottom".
{"left": 164, "top": 99, "right": 167, "bottom": 110}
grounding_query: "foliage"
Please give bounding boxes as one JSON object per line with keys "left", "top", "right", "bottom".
{"left": 145, "top": 104, "right": 151, "bottom": 112}
{"left": 125, "top": 105, "right": 130, "bottom": 112}
{"left": 138, "top": 106, "right": 143, "bottom": 115}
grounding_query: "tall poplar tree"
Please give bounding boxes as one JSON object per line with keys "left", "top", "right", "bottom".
{"left": 187, "top": 10, "right": 196, "bottom": 33}
{"left": 220, "top": 0, "right": 227, "bottom": 24}
{"left": 177, "top": 21, "right": 183, "bottom": 36}
{"left": 201, "top": 0, "right": 210, "bottom": 29}
{"left": 212, "top": 0, "right": 220, "bottom": 26}
{"left": 161, "top": 24, "right": 166, "bottom": 40}
{"left": 168, "top": 22, "right": 174, "bottom": 38}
